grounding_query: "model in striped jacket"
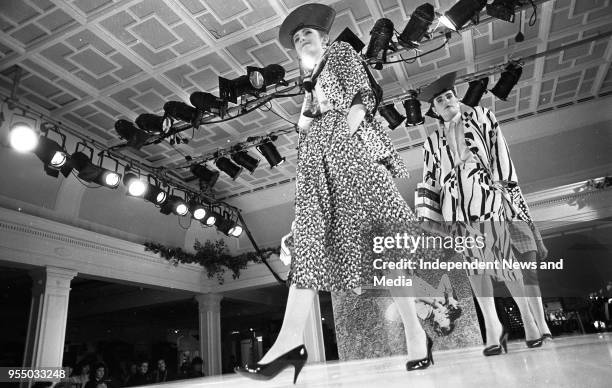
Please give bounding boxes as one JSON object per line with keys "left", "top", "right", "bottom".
{"left": 416, "top": 72, "right": 547, "bottom": 355}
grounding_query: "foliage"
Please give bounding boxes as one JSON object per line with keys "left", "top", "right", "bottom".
{"left": 144, "top": 240, "right": 279, "bottom": 284}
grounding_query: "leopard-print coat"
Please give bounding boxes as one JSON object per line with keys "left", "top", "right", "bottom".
{"left": 290, "top": 41, "right": 441, "bottom": 291}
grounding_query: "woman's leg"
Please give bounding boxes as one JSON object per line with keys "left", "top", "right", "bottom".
{"left": 258, "top": 285, "right": 316, "bottom": 364}
{"left": 389, "top": 284, "right": 428, "bottom": 361}
{"left": 468, "top": 274, "right": 503, "bottom": 347}
{"left": 504, "top": 280, "right": 542, "bottom": 341}
{"left": 516, "top": 251, "right": 552, "bottom": 337}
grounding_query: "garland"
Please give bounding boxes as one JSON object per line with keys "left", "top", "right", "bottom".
{"left": 144, "top": 240, "right": 280, "bottom": 284}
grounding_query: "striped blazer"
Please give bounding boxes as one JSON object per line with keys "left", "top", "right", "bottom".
{"left": 416, "top": 103, "right": 519, "bottom": 222}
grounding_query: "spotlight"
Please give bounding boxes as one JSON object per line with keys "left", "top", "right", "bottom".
{"left": 143, "top": 177, "right": 167, "bottom": 205}
{"left": 70, "top": 147, "right": 121, "bottom": 188}
{"left": 115, "top": 120, "right": 150, "bottom": 150}
{"left": 135, "top": 114, "right": 172, "bottom": 134}
{"left": 462, "top": 77, "right": 489, "bottom": 107}
{"left": 398, "top": 3, "right": 435, "bottom": 48}
{"left": 440, "top": 0, "right": 487, "bottom": 31}
{"left": 256, "top": 138, "right": 285, "bottom": 168}
{"left": 9, "top": 122, "right": 38, "bottom": 152}
{"left": 190, "top": 92, "right": 228, "bottom": 118}
{"left": 123, "top": 171, "right": 148, "bottom": 197}
{"left": 365, "top": 18, "right": 395, "bottom": 70}
{"left": 160, "top": 193, "right": 188, "bottom": 216}
{"left": 228, "top": 224, "right": 243, "bottom": 237}
{"left": 202, "top": 207, "right": 218, "bottom": 226}
{"left": 491, "top": 62, "right": 522, "bottom": 101}
{"left": 247, "top": 64, "right": 286, "bottom": 91}
{"left": 32, "top": 129, "right": 69, "bottom": 178}
{"left": 191, "top": 164, "right": 219, "bottom": 188}
{"left": 403, "top": 91, "right": 424, "bottom": 126}
{"left": 219, "top": 65, "right": 286, "bottom": 104}
{"left": 378, "top": 104, "right": 406, "bottom": 130}
{"left": 163, "top": 101, "right": 201, "bottom": 126}
{"left": 215, "top": 210, "right": 241, "bottom": 237}
{"left": 231, "top": 150, "right": 260, "bottom": 174}
{"left": 189, "top": 200, "right": 207, "bottom": 220}
{"left": 486, "top": 0, "right": 518, "bottom": 23}
{"left": 215, "top": 156, "right": 243, "bottom": 180}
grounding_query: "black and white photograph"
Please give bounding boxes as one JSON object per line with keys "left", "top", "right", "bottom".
{"left": 1, "top": 0, "right": 611, "bottom": 387}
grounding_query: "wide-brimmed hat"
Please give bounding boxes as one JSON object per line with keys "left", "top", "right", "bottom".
{"left": 279, "top": 4, "right": 336, "bottom": 49}
{"left": 418, "top": 71, "right": 457, "bottom": 102}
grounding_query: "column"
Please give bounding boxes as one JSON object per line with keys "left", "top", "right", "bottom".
{"left": 303, "top": 293, "right": 326, "bottom": 362}
{"left": 22, "top": 266, "right": 77, "bottom": 368}
{"left": 196, "top": 293, "right": 223, "bottom": 376}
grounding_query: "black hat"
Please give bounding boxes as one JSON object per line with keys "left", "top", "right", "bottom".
{"left": 418, "top": 71, "right": 457, "bottom": 102}
{"left": 279, "top": 4, "right": 336, "bottom": 49}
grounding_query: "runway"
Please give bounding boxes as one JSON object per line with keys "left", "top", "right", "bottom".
{"left": 146, "top": 333, "right": 612, "bottom": 388}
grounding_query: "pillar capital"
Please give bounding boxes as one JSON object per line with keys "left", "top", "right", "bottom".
{"left": 195, "top": 293, "right": 223, "bottom": 312}
{"left": 29, "top": 266, "right": 77, "bottom": 295}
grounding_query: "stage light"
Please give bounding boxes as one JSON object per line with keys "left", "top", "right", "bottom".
{"left": 34, "top": 136, "right": 68, "bottom": 178}
{"left": 403, "top": 91, "right": 424, "bottom": 126}
{"left": 219, "top": 65, "right": 286, "bottom": 104}
{"left": 123, "top": 172, "right": 148, "bottom": 197}
{"left": 33, "top": 136, "right": 67, "bottom": 167}
{"left": 491, "top": 62, "right": 522, "bottom": 101}
{"left": 462, "top": 77, "right": 489, "bottom": 107}
{"left": 378, "top": 104, "right": 406, "bottom": 130}
{"left": 70, "top": 149, "right": 121, "bottom": 188}
{"left": 9, "top": 122, "right": 38, "bottom": 152}
{"left": 257, "top": 138, "right": 285, "bottom": 168}
{"left": 189, "top": 200, "right": 207, "bottom": 220}
{"left": 398, "top": 3, "right": 435, "bottom": 48}
{"left": 163, "top": 101, "right": 201, "bottom": 126}
{"left": 486, "top": 0, "right": 518, "bottom": 23}
{"left": 115, "top": 120, "right": 150, "bottom": 150}
{"left": 365, "top": 18, "right": 395, "bottom": 70}
{"left": 190, "top": 92, "right": 228, "bottom": 118}
{"left": 215, "top": 156, "right": 243, "bottom": 180}
{"left": 228, "top": 224, "right": 243, "bottom": 237}
{"left": 191, "top": 164, "right": 219, "bottom": 188}
{"left": 135, "top": 114, "right": 172, "bottom": 134}
{"left": 214, "top": 210, "right": 240, "bottom": 237}
{"left": 440, "top": 0, "right": 487, "bottom": 31}
{"left": 247, "top": 64, "right": 286, "bottom": 91}
{"left": 160, "top": 193, "right": 188, "bottom": 216}
{"left": 231, "top": 150, "right": 260, "bottom": 174}
{"left": 202, "top": 207, "right": 218, "bottom": 226}
{"left": 143, "top": 178, "right": 167, "bottom": 205}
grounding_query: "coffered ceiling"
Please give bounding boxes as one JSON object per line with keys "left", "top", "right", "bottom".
{"left": 1, "top": 0, "right": 611, "bottom": 199}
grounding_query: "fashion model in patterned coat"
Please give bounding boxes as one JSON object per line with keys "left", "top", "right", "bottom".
{"left": 236, "top": 3, "right": 442, "bottom": 384}
{"left": 417, "top": 72, "right": 547, "bottom": 354}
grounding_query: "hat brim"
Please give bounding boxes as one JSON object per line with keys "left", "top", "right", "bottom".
{"left": 279, "top": 4, "right": 336, "bottom": 49}
{"left": 418, "top": 72, "right": 458, "bottom": 102}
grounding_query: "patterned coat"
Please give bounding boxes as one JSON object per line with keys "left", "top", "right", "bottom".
{"left": 417, "top": 104, "right": 526, "bottom": 280}
{"left": 290, "top": 41, "right": 439, "bottom": 291}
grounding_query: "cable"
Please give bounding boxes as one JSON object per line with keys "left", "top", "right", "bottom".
{"left": 528, "top": 0, "right": 537, "bottom": 27}
{"left": 383, "top": 36, "right": 450, "bottom": 64}
{"left": 260, "top": 102, "right": 297, "bottom": 127}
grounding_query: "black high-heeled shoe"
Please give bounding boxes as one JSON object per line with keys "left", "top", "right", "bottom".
{"left": 542, "top": 333, "right": 553, "bottom": 341}
{"left": 483, "top": 326, "right": 509, "bottom": 356}
{"left": 234, "top": 344, "right": 308, "bottom": 384}
{"left": 526, "top": 337, "right": 544, "bottom": 348}
{"left": 406, "top": 335, "right": 434, "bottom": 371}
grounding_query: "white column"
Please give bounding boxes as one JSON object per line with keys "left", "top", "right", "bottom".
{"left": 303, "top": 293, "right": 326, "bottom": 362}
{"left": 196, "top": 293, "right": 223, "bottom": 376}
{"left": 22, "top": 266, "right": 77, "bottom": 368}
